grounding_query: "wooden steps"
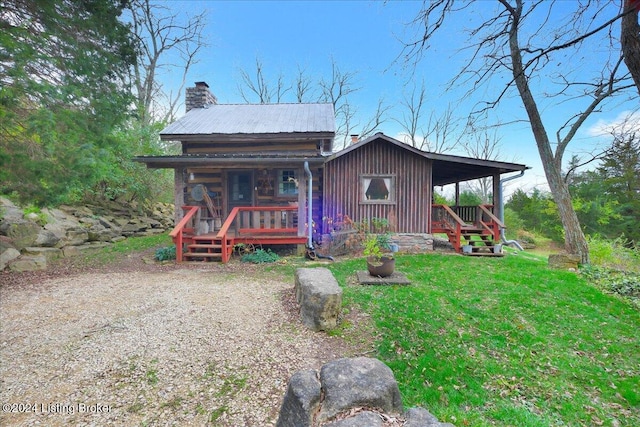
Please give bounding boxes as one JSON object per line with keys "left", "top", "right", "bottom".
{"left": 184, "top": 235, "right": 224, "bottom": 262}
{"left": 461, "top": 228, "right": 504, "bottom": 257}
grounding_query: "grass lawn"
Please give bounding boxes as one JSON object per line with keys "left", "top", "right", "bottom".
{"left": 322, "top": 252, "right": 640, "bottom": 427}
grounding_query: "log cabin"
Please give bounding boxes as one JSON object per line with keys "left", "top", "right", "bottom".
{"left": 134, "top": 82, "right": 529, "bottom": 262}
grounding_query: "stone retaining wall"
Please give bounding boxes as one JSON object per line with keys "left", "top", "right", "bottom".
{"left": 392, "top": 233, "right": 434, "bottom": 253}
{"left": 0, "top": 197, "right": 174, "bottom": 272}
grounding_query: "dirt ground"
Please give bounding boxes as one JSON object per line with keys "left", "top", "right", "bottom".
{"left": 0, "top": 253, "right": 371, "bottom": 426}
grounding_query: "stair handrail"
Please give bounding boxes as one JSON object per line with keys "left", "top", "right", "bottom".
{"left": 169, "top": 206, "right": 199, "bottom": 262}
{"left": 478, "top": 204, "right": 505, "bottom": 240}
{"left": 215, "top": 207, "right": 240, "bottom": 263}
{"left": 433, "top": 204, "right": 468, "bottom": 252}
{"left": 434, "top": 204, "right": 467, "bottom": 229}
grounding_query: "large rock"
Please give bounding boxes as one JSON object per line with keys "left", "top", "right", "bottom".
{"left": 548, "top": 253, "right": 581, "bottom": 270}
{"left": 9, "top": 255, "right": 47, "bottom": 272}
{"left": 295, "top": 268, "right": 342, "bottom": 331}
{"left": 62, "top": 242, "right": 110, "bottom": 257}
{"left": 319, "top": 357, "right": 403, "bottom": 421}
{"left": 4, "top": 220, "right": 41, "bottom": 250}
{"left": 404, "top": 408, "right": 455, "bottom": 427}
{"left": 277, "top": 358, "right": 451, "bottom": 427}
{"left": 0, "top": 242, "right": 21, "bottom": 271}
{"left": 276, "top": 370, "right": 322, "bottom": 427}
{"left": 23, "top": 247, "right": 63, "bottom": 262}
{"left": 35, "top": 229, "right": 60, "bottom": 247}
{"left": 324, "top": 411, "right": 383, "bottom": 427}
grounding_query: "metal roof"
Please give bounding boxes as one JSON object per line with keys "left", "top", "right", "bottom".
{"left": 160, "top": 103, "right": 335, "bottom": 138}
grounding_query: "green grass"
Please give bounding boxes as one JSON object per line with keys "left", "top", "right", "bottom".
{"left": 63, "top": 233, "right": 173, "bottom": 267}
{"left": 324, "top": 253, "right": 640, "bottom": 427}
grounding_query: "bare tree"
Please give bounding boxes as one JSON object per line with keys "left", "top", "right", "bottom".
{"left": 462, "top": 128, "right": 504, "bottom": 203}
{"left": 237, "top": 57, "right": 291, "bottom": 103}
{"left": 622, "top": 0, "right": 640, "bottom": 94}
{"left": 402, "top": 0, "right": 637, "bottom": 263}
{"left": 395, "top": 82, "right": 461, "bottom": 153}
{"left": 294, "top": 66, "right": 315, "bottom": 103}
{"left": 128, "top": 0, "right": 207, "bottom": 125}
{"left": 236, "top": 57, "right": 387, "bottom": 149}
{"left": 395, "top": 81, "right": 427, "bottom": 147}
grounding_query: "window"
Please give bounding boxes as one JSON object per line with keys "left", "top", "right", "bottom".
{"left": 361, "top": 175, "right": 395, "bottom": 204}
{"left": 278, "top": 170, "right": 298, "bottom": 196}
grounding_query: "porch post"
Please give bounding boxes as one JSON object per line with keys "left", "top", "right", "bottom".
{"left": 297, "top": 166, "right": 306, "bottom": 238}
{"left": 492, "top": 173, "right": 501, "bottom": 219}
{"left": 174, "top": 168, "right": 186, "bottom": 223}
{"left": 455, "top": 182, "right": 460, "bottom": 207}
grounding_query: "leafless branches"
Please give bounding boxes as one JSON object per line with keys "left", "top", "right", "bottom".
{"left": 128, "top": 0, "right": 207, "bottom": 124}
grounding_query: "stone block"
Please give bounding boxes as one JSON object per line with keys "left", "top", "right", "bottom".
{"left": 23, "top": 247, "right": 63, "bottom": 262}
{"left": 294, "top": 268, "right": 342, "bottom": 331}
{"left": 548, "top": 253, "right": 581, "bottom": 270}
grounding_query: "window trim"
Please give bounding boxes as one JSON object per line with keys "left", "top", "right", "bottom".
{"left": 360, "top": 174, "right": 396, "bottom": 205}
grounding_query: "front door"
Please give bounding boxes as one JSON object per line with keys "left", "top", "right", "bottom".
{"left": 227, "top": 171, "right": 253, "bottom": 214}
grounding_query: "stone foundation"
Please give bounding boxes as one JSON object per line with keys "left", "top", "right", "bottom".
{"left": 392, "top": 233, "right": 434, "bottom": 253}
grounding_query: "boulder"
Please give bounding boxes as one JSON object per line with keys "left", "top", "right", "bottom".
{"left": 404, "top": 407, "right": 455, "bottom": 427}
{"left": 276, "top": 370, "right": 322, "bottom": 427}
{"left": 9, "top": 255, "right": 47, "bottom": 272}
{"left": 64, "top": 229, "right": 90, "bottom": 246}
{"left": 0, "top": 197, "right": 24, "bottom": 234}
{"left": 5, "top": 220, "right": 41, "bottom": 250}
{"left": 277, "top": 358, "right": 452, "bottom": 427}
{"left": 319, "top": 357, "right": 403, "bottom": 421}
{"left": 23, "top": 247, "right": 63, "bottom": 262}
{"left": 35, "top": 229, "right": 60, "bottom": 247}
{"left": 295, "top": 268, "right": 342, "bottom": 331}
{"left": 0, "top": 243, "right": 21, "bottom": 271}
{"left": 548, "top": 253, "right": 581, "bottom": 270}
{"left": 62, "top": 242, "right": 110, "bottom": 257}
{"left": 323, "top": 411, "right": 383, "bottom": 427}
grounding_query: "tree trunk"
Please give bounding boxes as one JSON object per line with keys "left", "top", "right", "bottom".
{"left": 621, "top": 0, "right": 640, "bottom": 95}
{"left": 506, "top": 0, "right": 590, "bottom": 264}
{"left": 545, "top": 165, "right": 590, "bottom": 264}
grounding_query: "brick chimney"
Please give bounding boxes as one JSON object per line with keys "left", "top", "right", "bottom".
{"left": 351, "top": 134, "right": 359, "bottom": 144}
{"left": 185, "top": 81, "right": 217, "bottom": 112}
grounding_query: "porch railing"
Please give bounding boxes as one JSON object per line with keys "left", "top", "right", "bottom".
{"left": 169, "top": 205, "right": 200, "bottom": 263}
{"left": 432, "top": 204, "right": 467, "bottom": 252}
{"left": 478, "top": 204, "right": 504, "bottom": 240}
{"left": 216, "top": 206, "right": 301, "bottom": 263}
{"left": 432, "top": 204, "right": 504, "bottom": 252}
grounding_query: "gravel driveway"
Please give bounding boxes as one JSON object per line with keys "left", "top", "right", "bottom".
{"left": 0, "top": 259, "right": 366, "bottom": 426}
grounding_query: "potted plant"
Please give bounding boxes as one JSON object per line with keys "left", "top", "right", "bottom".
{"left": 363, "top": 233, "right": 395, "bottom": 277}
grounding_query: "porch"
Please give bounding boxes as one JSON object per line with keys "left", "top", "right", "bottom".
{"left": 170, "top": 203, "right": 505, "bottom": 263}
{"left": 170, "top": 205, "right": 307, "bottom": 263}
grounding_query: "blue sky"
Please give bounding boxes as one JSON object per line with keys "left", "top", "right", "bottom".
{"left": 158, "top": 0, "right": 639, "bottom": 195}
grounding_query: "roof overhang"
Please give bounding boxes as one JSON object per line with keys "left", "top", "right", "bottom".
{"left": 160, "top": 132, "right": 335, "bottom": 143}
{"left": 133, "top": 154, "right": 327, "bottom": 169}
{"left": 328, "top": 132, "right": 529, "bottom": 186}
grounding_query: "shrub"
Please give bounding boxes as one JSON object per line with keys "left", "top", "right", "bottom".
{"left": 241, "top": 248, "right": 280, "bottom": 263}
{"left": 155, "top": 245, "right": 176, "bottom": 261}
{"left": 581, "top": 265, "right": 640, "bottom": 308}
{"left": 588, "top": 234, "right": 639, "bottom": 272}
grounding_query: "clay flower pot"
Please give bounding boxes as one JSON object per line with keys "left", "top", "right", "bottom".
{"left": 366, "top": 255, "right": 395, "bottom": 277}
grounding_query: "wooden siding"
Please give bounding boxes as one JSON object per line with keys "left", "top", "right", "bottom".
{"left": 323, "top": 139, "right": 433, "bottom": 234}
{"left": 181, "top": 163, "right": 323, "bottom": 237}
